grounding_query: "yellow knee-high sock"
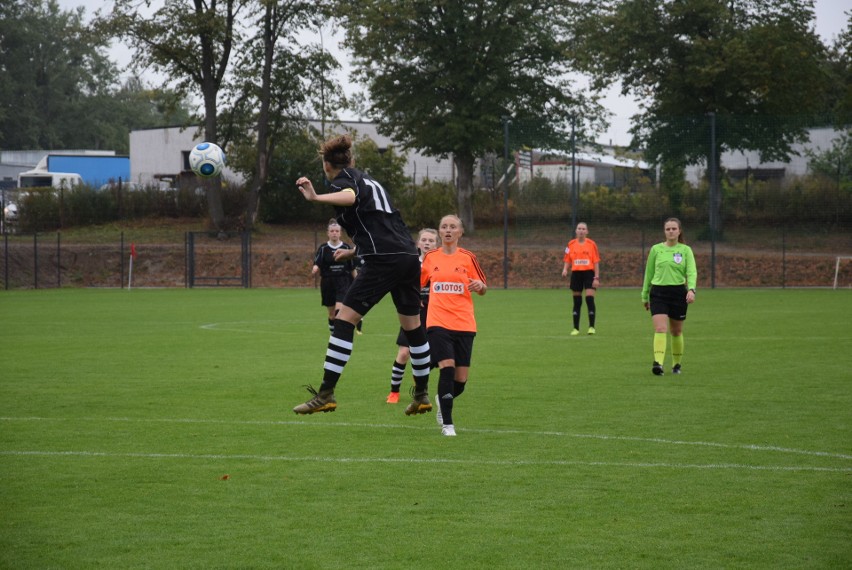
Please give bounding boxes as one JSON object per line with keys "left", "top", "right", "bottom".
{"left": 653, "top": 332, "right": 667, "bottom": 364}
{"left": 671, "top": 334, "right": 684, "bottom": 366}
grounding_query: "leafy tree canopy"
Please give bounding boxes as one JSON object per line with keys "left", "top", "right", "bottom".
{"left": 340, "top": 0, "right": 603, "bottom": 229}
{"left": 575, "top": 0, "right": 832, "bottom": 166}
{"left": 0, "top": 0, "right": 116, "bottom": 149}
{"left": 0, "top": 0, "right": 192, "bottom": 153}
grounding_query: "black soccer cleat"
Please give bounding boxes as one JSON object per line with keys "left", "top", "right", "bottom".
{"left": 652, "top": 362, "right": 664, "bottom": 376}
{"left": 672, "top": 364, "right": 682, "bottom": 375}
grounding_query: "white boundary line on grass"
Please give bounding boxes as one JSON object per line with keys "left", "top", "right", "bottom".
{"left": 2, "top": 416, "right": 850, "bottom": 464}
{"left": 1, "top": 449, "right": 849, "bottom": 473}
{"left": 199, "top": 322, "right": 838, "bottom": 342}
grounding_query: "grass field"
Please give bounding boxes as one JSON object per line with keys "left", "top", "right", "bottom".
{"left": 1, "top": 287, "right": 850, "bottom": 568}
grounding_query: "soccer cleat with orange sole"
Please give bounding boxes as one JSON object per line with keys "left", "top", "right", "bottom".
{"left": 293, "top": 385, "right": 337, "bottom": 414}
{"left": 404, "top": 387, "right": 432, "bottom": 416}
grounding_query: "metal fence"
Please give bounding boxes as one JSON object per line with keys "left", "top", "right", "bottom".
{"left": 2, "top": 224, "right": 850, "bottom": 290}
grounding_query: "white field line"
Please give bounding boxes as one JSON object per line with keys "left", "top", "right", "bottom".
{"left": 199, "top": 322, "right": 397, "bottom": 337}
{"left": 2, "top": 416, "right": 850, "bottom": 470}
{"left": 200, "top": 322, "right": 837, "bottom": 342}
{"left": 199, "top": 322, "right": 840, "bottom": 342}
{"left": 0, "top": 450, "right": 848, "bottom": 473}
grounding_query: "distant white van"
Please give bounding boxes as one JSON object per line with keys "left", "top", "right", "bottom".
{"left": 17, "top": 170, "right": 83, "bottom": 189}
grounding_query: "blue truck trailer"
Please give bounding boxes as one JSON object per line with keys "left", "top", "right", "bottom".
{"left": 18, "top": 154, "right": 130, "bottom": 188}
{"left": 45, "top": 154, "right": 130, "bottom": 187}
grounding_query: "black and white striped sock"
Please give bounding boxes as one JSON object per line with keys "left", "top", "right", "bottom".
{"left": 390, "top": 360, "right": 405, "bottom": 392}
{"left": 403, "top": 327, "right": 431, "bottom": 392}
{"left": 320, "top": 320, "right": 355, "bottom": 391}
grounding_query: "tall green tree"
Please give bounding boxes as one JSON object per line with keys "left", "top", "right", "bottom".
{"left": 223, "top": 0, "right": 342, "bottom": 229}
{"left": 0, "top": 0, "right": 118, "bottom": 150}
{"left": 575, "top": 0, "right": 830, "bottom": 230}
{"left": 819, "top": 16, "right": 851, "bottom": 126}
{"left": 102, "top": 0, "right": 248, "bottom": 231}
{"left": 341, "top": 0, "right": 601, "bottom": 231}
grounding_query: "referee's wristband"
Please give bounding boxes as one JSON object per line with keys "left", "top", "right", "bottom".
{"left": 593, "top": 276, "right": 599, "bottom": 279}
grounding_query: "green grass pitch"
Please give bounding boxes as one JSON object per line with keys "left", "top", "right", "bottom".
{"left": 1, "top": 287, "right": 850, "bottom": 568}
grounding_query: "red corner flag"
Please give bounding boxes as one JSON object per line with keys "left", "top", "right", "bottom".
{"left": 130, "top": 243, "right": 137, "bottom": 260}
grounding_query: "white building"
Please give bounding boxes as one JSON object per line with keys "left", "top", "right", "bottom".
{"left": 129, "top": 121, "right": 454, "bottom": 188}
{"left": 516, "top": 149, "right": 652, "bottom": 188}
{"left": 129, "top": 126, "right": 241, "bottom": 188}
{"left": 685, "top": 126, "right": 847, "bottom": 184}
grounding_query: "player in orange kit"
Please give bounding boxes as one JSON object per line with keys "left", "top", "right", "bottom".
{"left": 561, "top": 222, "right": 600, "bottom": 335}
{"left": 421, "top": 215, "right": 487, "bottom": 437}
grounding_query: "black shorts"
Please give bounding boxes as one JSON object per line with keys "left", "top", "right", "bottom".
{"left": 569, "top": 271, "right": 596, "bottom": 292}
{"left": 649, "top": 285, "right": 689, "bottom": 321}
{"left": 343, "top": 253, "right": 422, "bottom": 317}
{"left": 427, "top": 327, "right": 475, "bottom": 366}
{"left": 396, "top": 304, "right": 428, "bottom": 346}
{"left": 320, "top": 275, "right": 352, "bottom": 307}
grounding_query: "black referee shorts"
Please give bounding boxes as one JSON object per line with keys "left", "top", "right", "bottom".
{"left": 569, "top": 270, "right": 596, "bottom": 292}
{"left": 344, "top": 253, "right": 422, "bottom": 317}
{"left": 649, "top": 285, "right": 689, "bottom": 321}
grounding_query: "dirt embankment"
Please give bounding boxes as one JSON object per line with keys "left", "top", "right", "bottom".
{"left": 4, "top": 240, "right": 849, "bottom": 289}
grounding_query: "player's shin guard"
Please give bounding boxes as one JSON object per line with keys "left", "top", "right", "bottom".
{"left": 437, "top": 367, "right": 455, "bottom": 426}
{"left": 586, "top": 296, "right": 596, "bottom": 327}
{"left": 320, "top": 319, "right": 356, "bottom": 391}
{"left": 671, "top": 334, "right": 684, "bottom": 366}
{"left": 403, "top": 326, "right": 431, "bottom": 392}
{"left": 572, "top": 296, "right": 582, "bottom": 329}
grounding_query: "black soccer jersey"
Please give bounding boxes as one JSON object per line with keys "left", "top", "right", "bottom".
{"left": 313, "top": 242, "right": 356, "bottom": 278}
{"left": 329, "top": 167, "right": 417, "bottom": 257}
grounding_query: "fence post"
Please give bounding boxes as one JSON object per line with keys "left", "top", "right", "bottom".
{"left": 120, "top": 232, "right": 125, "bottom": 288}
{"left": 241, "top": 231, "right": 249, "bottom": 288}
{"left": 57, "top": 232, "right": 61, "bottom": 288}
{"left": 502, "top": 115, "right": 511, "bottom": 290}
{"left": 782, "top": 229, "right": 786, "bottom": 289}
{"left": 33, "top": 233, "right": 38, "bottom": 290}
{"left": 571, "top": 115, "right": 577, "bottom": 231}
{"left": 186, "top": 232, "right": 194, "bottom": 288}
{"left": 708, "top": 112, "right": 717, "bottom": 289}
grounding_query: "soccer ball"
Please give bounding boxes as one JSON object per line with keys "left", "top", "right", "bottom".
{"left": 189, "top": 142, "right": 226, "bottom": 178}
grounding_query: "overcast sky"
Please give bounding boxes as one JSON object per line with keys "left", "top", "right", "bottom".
{"left": 59, "top": 0, "right": 849, "bottom": 145}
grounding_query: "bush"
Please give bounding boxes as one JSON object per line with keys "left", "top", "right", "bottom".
{"left": 398, "top": 179, "right": 457, "bottom": 229}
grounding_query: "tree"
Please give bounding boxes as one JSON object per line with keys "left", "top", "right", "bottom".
{"left": 819, "top": 15, "right": 851, "bottom": 126}
{"left": 102, "top": 0, "right": 248, "bottom": 231}
{"left": 807, "top": 131, "right": 851, "bottom": 192}
{"left": 341, "top": 0, "right": 601, "bottom": 231}
{"left": 0, "top": 0, "right": 118, "bottom": 149}
{"left": 575, "top": 0, "right": 830, "bottom": 233}
{"left": 223, "top": 0, "right": 342, "bottom": 229}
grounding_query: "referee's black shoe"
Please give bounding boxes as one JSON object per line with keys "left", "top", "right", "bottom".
{"left": 652, "top": 362, "right": 664, "bottom": 376}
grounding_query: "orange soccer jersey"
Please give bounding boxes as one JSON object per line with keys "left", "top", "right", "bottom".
{"left": 563, "top": 238, "right": 600, "bottom": 272}
{"left": 421, "top": 248, "right": 486, "bottom": 333}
